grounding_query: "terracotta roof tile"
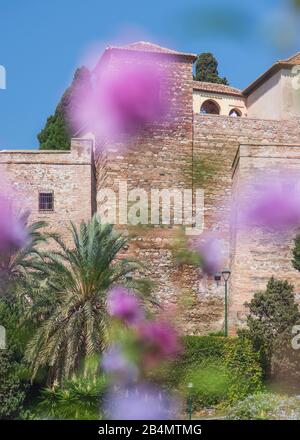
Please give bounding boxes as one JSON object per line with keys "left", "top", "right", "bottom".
{"left": 193, "top": 80, "right": 244, "bottom": 97}
{"left": 280, "top": 52, "right": 300, "bottom": 65}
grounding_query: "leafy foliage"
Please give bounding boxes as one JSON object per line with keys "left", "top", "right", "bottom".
{"left": 38, "top": 67, "right": 91, "bottom": 150}
{"left": 164, "top": 336, "right": 263, "bottom": 409}
{"left": 223, "top": 337, "right": 263, "bottom": 403}
{"left": 227, "top": 392, "right": 300, "bottom": 420}
{"left": 0, "top": 218, "right": 46, "bottom": 302}
{"left": 0, "top": 350, "right": 26, "bottom": 419}
{"left": 25, "top": 215, "right": 150, "bottom": 385}
{"left": 36, "top": 379, "right": 103, "bottom": 420}
{"left": 194, "top": 52, "right": 228, "bottom": 84}
{"left": 32, "top": 356, "right": 106, "bottom": 420}
{"left": 38, "top": 113, "right": 70, "bottom": 151}
{"left": 0, "top": 219, "right": 47, "bottom": 419}
{"left": 240, "top": 277, "right": 300, "bottom": 385}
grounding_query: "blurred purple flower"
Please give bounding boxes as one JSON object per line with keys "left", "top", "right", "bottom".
{"left": 101, "top": 345, "right": 138, "bottom": 383}
{"left": 107, "top": 286, "right": 143, "bottom": 325}
{"left": 137, "top": 320, "right": 180, "bottom": 360}
{"left": 104, "top": 383, "right": 180, "bottom": 420}
{"left": 191, "top": 233, "right": 224, "bottom": 275}
{"left": 237, "top": 174, "right": 300, "bottom": 231}
{"left": 71, "top": 54, "right": 167, "bottom": 146}
{"left": 0, "top": 195, "right": 27, "bottom": 253}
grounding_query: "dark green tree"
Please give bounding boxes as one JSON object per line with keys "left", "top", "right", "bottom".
{"left": 240, "top": 277, "right": 300, "bottom": 385}
{"left": 195, "top": 52, "right": 229, "bottom": 84}
{"left": 38, "top": 67, "right": 91, "bottom": 150}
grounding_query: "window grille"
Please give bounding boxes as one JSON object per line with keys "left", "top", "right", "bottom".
{"left": 39, "top": 192, "right": 54, "bottom": 212}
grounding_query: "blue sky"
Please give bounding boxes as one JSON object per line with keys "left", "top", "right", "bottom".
{"left": 0, "top": 0, "right": 299, "bottom": 149}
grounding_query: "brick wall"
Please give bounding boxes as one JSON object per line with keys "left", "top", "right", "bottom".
{"left": 94, "top": 70, "right": 300, "bottom": 334}
{"left": 3, "top": 58, "right": 300, "bottom": 334}
{"left": 0, "top": 138, "right": 94, "bottom": 244}
{"left": 193, "top": 115, "right": 300, "bottom": 332}
{"left": 95, "top": 50, "right": 210, "bottom": 333}
{"left": 230, "top": 144, "right": 300, "bottom": 332}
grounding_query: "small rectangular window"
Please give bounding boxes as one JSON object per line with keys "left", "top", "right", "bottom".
{"left": 39, "top": 191, "right": 54, "bottom": 212}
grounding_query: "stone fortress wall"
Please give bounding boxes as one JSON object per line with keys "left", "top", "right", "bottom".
{"left": 193, "top": 115, "right": 300, "bottom": 332}
{"left": 95, "top": 45, "right": 200, "bottom": 333}
{"left": 117, "top": 114, "right": 300, "bottom": 335}
{"left": 2, "top": 43, "right": 300, "bottom": 334}
{"left": 95, "top": 43, "right": 300, "bottom": 333}
{"left": 230, "top": 143, "right": 300, "bottom": 330}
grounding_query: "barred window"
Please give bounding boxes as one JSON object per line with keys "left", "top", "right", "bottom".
{"left": 39, "top": 192, "right": 54, "bottom": 212}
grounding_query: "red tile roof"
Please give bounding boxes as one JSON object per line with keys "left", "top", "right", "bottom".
{"left": 280, "top": 52, "right": 300, "bottom": 65}
{"left": 193, "top": 80, "right": 244, "bottom": 97}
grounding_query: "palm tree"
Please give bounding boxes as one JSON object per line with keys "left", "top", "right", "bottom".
{"left": 0, "top": 217, "right": 47, "bottom": 360}
{"left": 25, "top": 215, "right": 151, "bottom": 385}
{"left": 0, "top": 217, "right": 47, "bottom": 302}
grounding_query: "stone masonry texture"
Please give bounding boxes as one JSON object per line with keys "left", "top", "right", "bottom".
{"left": 2, "top": 47, "right": 300, "bottom": 334}
{"left": 0, "top": 139, "right": 95, "bottom": 245}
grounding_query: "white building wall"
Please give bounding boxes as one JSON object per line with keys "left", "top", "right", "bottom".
{"left": 281, "top": 68, "right": 300, "bottom": 119}
{"left": 246, "top": 70, "right": 282, "bottom": 120}
{"left": 246, "top": 68, "right": 300, "bottom": 120}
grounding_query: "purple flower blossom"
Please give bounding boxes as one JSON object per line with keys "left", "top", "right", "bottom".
{"left": 107, "top": 286, "right": 143, "bottom": 325}
{"left": 191, "top": 233, "right": 224, "bottom": 275}
{"left": 99, "top": 64, "right": 164, "bottom": 135}
{"left": 70, "top": 53, "right": 168, "bottom": 147}
{"left": 101, "top": 345, "right": 138, "bottom": 383}
{"left": 0, "top": 195, "right": 27, "bottom": 253}
{"left": 104, "top": 383, "right": 180, "bottom": 420}
{"left": 137, "top": 320, "right": 180, "bottom": 360}
{"left": 236, "top": 174, "right": 300, "bottom": 231}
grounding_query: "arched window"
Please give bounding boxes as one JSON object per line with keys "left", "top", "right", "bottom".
{"left": 229, "top": 108, "right": 242, "bottom": 117}
{"left": 200, "top": 100, "right": 220, "bottom": 115}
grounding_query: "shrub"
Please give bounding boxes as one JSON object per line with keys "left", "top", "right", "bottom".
{"left": 227, "top": 392, "right": 300, "bottom": 420}
{"left": 240, "top": 277, "right": 300, "bottom": 385}
{"left": 167, "top": 336, "right": 263, "bottom": 409}
{"left": 33, "top": 356, "right": 107, "bottom": 420}
{"left": 35, "top": 376, "right": 106, "bottom": 420}
{"left": 223, "top": 337, "right": 263, "bottom": 403}
{"left": 182, "top": 335, "right": 230, "bottom": 362}
{"left": 0, "top": 350, "right": 26, "bottom": 419}
{"left": 0, "top": 298, "right": 30, "bottom": 420}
